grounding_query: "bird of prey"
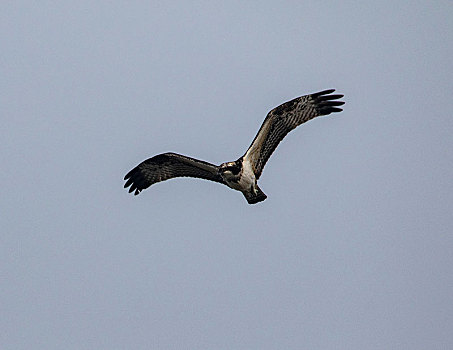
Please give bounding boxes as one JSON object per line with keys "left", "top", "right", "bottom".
{"left": 124, "top": 89, "right": 344, "bottom": 204}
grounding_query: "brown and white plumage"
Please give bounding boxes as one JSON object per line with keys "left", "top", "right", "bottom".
{"left": 123, "top": 153, "right": 226, "bottom": 195}
{"left": 124, "top": 89, "right": 344, "bottom": 204}
{"left": 244, "top": 89, "right": 344, "bottom": 179}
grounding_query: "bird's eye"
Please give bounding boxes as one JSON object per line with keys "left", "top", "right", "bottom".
{"left": 229, "top": 166, "right": 240, "bottom": 175}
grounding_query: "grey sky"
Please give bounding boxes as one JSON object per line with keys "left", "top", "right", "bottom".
{"left": 2, "top": 1, "right": 453, "bottom": 349}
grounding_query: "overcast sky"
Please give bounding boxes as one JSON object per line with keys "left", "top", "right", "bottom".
{"left": 2, "top": 1, "right": 453, "bottom": 349}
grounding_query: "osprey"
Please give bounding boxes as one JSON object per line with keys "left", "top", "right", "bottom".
{"left": 124, "top": 89, "right": 344, "bottom": 204}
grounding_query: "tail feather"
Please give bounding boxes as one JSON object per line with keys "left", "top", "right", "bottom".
{"left": 243, "top": 186, "right": 267, "bottom": 204}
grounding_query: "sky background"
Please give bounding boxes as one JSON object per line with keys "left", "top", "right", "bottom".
{"left": 1, "top": 1, "right": 453, "bottom": 349}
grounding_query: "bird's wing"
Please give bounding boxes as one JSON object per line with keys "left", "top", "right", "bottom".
{"left": 243, "top": 89, "right": 344, "bottom": 179}
{"left": 124, "top": 152, "right": 226, "bottom": 195}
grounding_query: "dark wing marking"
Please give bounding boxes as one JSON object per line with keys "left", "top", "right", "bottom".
{"left": 244, "top": 89, "right": 344, "bottom": 179}
{"left": 124, "top": 152, "right": 226, "bottom": 195}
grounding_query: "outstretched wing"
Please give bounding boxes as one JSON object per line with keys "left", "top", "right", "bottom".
{"left": 124, "top": 152, "right": 226, "bottom": 195}
{"left": 243, "top": 89, "right": 344, "bottom": 179}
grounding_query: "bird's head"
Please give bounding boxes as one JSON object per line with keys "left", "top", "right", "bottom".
{"left": 219, "top": 160, "right": 242, "bottom": 181}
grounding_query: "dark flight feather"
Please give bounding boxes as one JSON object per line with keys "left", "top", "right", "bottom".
{"left": 124, "top": 152, "right": 225, "bottom": 195}
{"left": 244, "top": 89, "right": 344, "bottom": 179}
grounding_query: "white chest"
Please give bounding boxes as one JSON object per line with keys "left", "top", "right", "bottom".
{"left": 229, "top": 160, "right": 256, "bottom": 192}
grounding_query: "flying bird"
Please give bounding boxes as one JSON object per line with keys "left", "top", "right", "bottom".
{"left": 124, "top": 89, "right": 344, "bottom": 204}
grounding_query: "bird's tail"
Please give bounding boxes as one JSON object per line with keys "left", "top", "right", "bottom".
{"left": 243, "top": 186, "right": 267, "bottom": 204}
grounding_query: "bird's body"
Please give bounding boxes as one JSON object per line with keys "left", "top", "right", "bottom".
{"left": 124, "top": 89, "right": 344, "bottom": 204}
{"left": 218, "top": 158, "right": 266, "bottom": 204}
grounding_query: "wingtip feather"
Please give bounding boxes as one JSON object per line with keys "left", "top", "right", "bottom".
{"left": 311, "top": 89, "right": 335, "bottom": 97}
